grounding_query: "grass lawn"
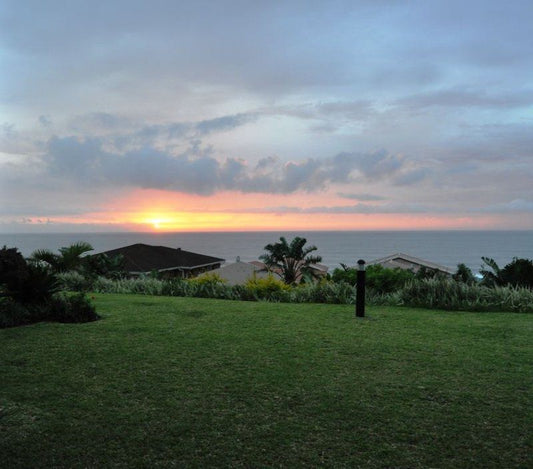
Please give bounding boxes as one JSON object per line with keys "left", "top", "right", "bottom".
{"left": 1, "top": 294, "right": 532, "bottom": 468}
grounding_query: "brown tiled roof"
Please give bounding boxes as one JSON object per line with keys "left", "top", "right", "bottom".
{"left": 99, "top": 243, "right": 224, "bottom": 273}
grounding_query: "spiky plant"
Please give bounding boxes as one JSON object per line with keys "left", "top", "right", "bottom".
{"left": 259, "top": 236, "right": 322, "bottom": 285}
{"left": 30, "top": 242, "right": 94, "bottom": 273}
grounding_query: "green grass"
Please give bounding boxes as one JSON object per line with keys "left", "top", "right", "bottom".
{"left": 1, "top": 294, "right": 531, "bottom": 468}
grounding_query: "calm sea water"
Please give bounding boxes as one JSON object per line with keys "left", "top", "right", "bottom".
{"left": 1, "top": 231, "right": 531, "bottom": 274}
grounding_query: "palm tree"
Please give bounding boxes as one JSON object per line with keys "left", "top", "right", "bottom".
{"left": 30, "top": 242, "right": 94, "bottom": 273}
{"left": 480, "top": 256, "right": 503, "bottom": 287}
{"left": 259, "top": 236, "right": 322, "bottom": 285}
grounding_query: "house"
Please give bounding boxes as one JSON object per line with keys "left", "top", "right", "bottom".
{"left": 249, "top": 260, "right": 329, "bottom": 280}
{"left": 98, "top": 243, "right": 224, "bottom": 278}
{"left": 366, "top": 252, "right": 453, "bottom": 276}
{"left": 200, "top": 257, "right": 269, "bottom": 285}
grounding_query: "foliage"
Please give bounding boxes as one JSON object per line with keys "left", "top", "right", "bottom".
{"left": 414, "top": 266, "right": 446, "bottom": 280}
{"left": 399, "top": 278, "right": 533, "bottom": 313}
{"left": 57, "top": 270, "right": 93, "bottom": 292}
{"left": 16, "top": 263, "right": 60, "bottom": 304}
{"left": 453, "top": 263, "right": 476, "bottom": 284}
{"left": 187, "top": 273, "right": 235, "bottom": 299}
{"left": 481, "top": 256, "right": 533, "bottom": 289}
{"left": 0, "top": 291, "right": 99, "bottom": 328}
{"left": 500, "top": 257, "right": 533, "bottom": 289}
{"left": 0, "top": 246, "right": 59, "bottom": 305}
{"left": 332, "top": 264, "right": 414, "bottom": 294}
{"left": 480, "top": 256, "right": 503, "bottom": 287}
{"left": 0, "top": 245, "right": 98, "bottom": 328}
{"left": 331, "top": 263, "right": 357, "bottom": 285}
{"left": 47, "top": 292, "right": 100, "bottom": 323}
{"left": 0, "top": 246, "right": 29, "bottom": 299}
{"left": 82, "top": 252, "right": 126, "bottom": 279}
{"left": 0, "top": 297, "right": 32, "bottom": 328}
{"left": 189, "top": 272, "right": 226, "bottom": 286}
{"left": 243, "top": 274, "right": 291, "bottom": 301}
{"left": 92, "top": 276, "right": 165, "bottom": 296}
{"left": 30, "top": 242, "right": 94, "bottom": 273}
{"left": 292, "top": 279, "right": 355, "bottom": 304}
{"left": 259, "top": 236, "right": 322, "bottom": 284}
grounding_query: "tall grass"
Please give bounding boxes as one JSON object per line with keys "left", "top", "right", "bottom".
{"left": 57, "top": 273, "right": 533, "bottom": 312}
{"left": 399, "top": 278, "right": 533, "bottom": 313}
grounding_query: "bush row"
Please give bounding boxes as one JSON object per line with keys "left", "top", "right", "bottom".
{"left": 57, "top": 271, "right": 533, "bottom": 313}
{"left": 0, "top": 292, "right": 100, "bottom": 328}
{"left": 1, "top": 247, "right": 100, "bottom": 328}
{"left": 399, "top": 278, "right": 533, "bottom": 313}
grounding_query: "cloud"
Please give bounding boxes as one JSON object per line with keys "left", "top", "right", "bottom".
{"left": 27, "top": 136, "right": 418, "bottom": 196}
{"left": 337, "top": 192, "right": 386, "bottom": 201}
{"left": 481, "top": 199, "right": 533, "bottom": 213}
{"left": 393, "top": 168, "right": 431, "bottom": 186}
{"left": 227, "top": 203, "right": 440, "bottom": 215}
{"left": 38, "top": 115, "right": 52, "bottom": 127}
{"left": 396, "top": 89, "right": 533, "bottom": 110}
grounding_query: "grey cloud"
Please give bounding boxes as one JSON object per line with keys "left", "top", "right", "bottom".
{"left": 1, "top": 123, "right": 16, "bottom": 137}
{"left": 38, "top": 115, "right": 52, "bottom": 127}
{"left": 356, "top": 150, "right": 404, "bottom": 179}
{"left": 102, "top": 113, "right": 257, "bottom": 151}
{"left": 396, "top": 89, "right": 533, "bottom": 110}
{"left": 393, "top": 168, "right": 431, "bottom": 186}
{"left": 481, "top": 199, "right": 533, "bottom": 213}
{"left": 337, "top": 193, "right": 386, "bottom": 201}
{"left": 229, "top": 203, "right": 440, "bottom": 215}
{"left": 39, "top": 136, "right": 413, "bottom": 196}
{"left": 69, "top": 112, "right": 134, "bottom": 133}
{"left": 195, "top": 114, "right": 257, "bottom": 135}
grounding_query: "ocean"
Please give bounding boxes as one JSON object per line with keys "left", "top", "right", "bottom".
{"left": 1, "top": 231, "right": 531, "bottom": 274}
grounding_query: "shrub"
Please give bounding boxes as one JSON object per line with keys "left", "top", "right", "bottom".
{"left": 0, "top": 297, "right": 31, "bottom": 328}
{"left": 292, "top": 280, "right": 355, "bottom": 304}
{"left": 92, "top": 276, "right": 117, "bottom": 293}
{"left": 48, "top": 292, "right": 100, "bottom": 323}
{"left": 57, "top": 270, "right": 93, "bottom": 292}
{"left": 161, "top": 278, "right": 191, "bottom": 297}
{"left": 453, "top": 263, "right": 476, "bottom": 284}
{"left": 332, "top": 264, "right": 414, "bottom": 294}
{"left": 187, "top": 274, "right": 235, "bottom": 299}
{"left": 399, "top": 278, "right": 533, "bottom": 313}
{"left": 0, "top": 246, "right": 29, "bottom": 300}
{"left": 93, "top": 276, "right": 164, "bottom": 295}
{"left": 331, "top": 264, "right": 357, "bottom": 285}
{"left": 501, "top": 258, "right": 533, "bottom": 289}
{"left": 244, "top": 274, "right": 291, "bottom": 301}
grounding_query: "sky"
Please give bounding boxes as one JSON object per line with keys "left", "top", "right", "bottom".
{"left": 1, "top": 0, "right": 532, "bottom": 232}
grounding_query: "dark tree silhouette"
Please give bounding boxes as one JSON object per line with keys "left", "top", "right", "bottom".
{"left": 259, "top": 236, "right": 322, "bottom": 285}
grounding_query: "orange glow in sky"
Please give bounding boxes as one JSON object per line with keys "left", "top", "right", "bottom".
{"left": 35, "top": 188, "right": 516, "bottom": 232}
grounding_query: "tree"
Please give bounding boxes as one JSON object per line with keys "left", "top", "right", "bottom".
{"left": 0, "top": 246, "right": 58, "bottom": 304}
{"left": 259, "top": 236, "right": 322, "bottom": 285}
{"left": 0, "top": 246, "right": 29, "bottom": 298}
{"left": 480, "top": 257, "right": 504, "bottom": 287}
{"left": 500, "top": 258, "right": 533, "bottom": 289}
{"left": 480, "top": 256, "right": 533, "bottom": 289}
{"left": 83, "top": 253, "right": 126, "bottom": 279}
{"left": 453, "top": 263, "right": 476, "bottom": 284}
{"left": 331, "top": 263, "right": 414, "bottom": 293}
{"left": 30, "top": 242, "right": 94, "bottom": 273}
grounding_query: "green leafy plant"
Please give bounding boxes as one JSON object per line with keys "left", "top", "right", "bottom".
{"left": 259, "top": 236, "right": 322, "bottom": 285}
{"left": 48, "top": 292, "right": 100, "bottom": 323}
{"left": 332, "top": 264, "right": 414, "bottom": 294}
{"left": 244, "top": 274, "right": 291, "bottom": 301}
{"left": 30, "top": 242, "right": 94, "bottom": 273}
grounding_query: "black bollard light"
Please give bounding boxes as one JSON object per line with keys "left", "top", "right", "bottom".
{"left": 356, "top": 259, "right": 366, "bottom": 318}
